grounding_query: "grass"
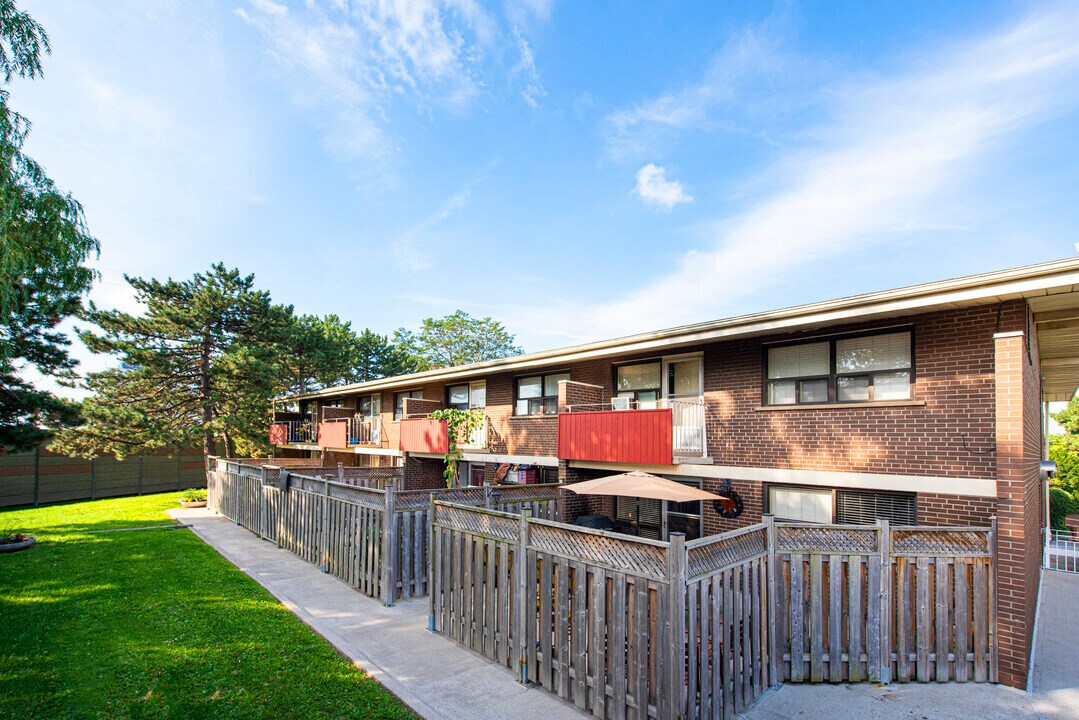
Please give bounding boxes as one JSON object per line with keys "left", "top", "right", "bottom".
{"left": 0, "top": 494, "right": 417, "bottom": 720}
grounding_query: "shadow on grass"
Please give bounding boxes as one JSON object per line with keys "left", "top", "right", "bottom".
{"left": 0, "top": 511, "right": 416, "bottom": 720}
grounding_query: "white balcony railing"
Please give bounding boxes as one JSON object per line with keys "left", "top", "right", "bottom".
{"left": 347, "top": 416, "right": 383, "bottom": 446}
{"left": 564, "top": 397, "right": 707, "bottom": 457}
{"left": 460, "top": 414, "right": 487, "bottom": 450}
{"left": 1046, "top": 528, "right": 1079, "bottom": 573}
{"left": 276, "top": 419, "right": 317, "bottom": 444}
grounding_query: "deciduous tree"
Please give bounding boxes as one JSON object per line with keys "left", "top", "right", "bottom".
{"left": 393, "top": 310, "right": 522, "bottom": 370}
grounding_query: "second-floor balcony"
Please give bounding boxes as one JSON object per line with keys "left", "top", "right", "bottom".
{"left": 317, "top": 416, "right": 384, "bottom": 450}
{"left": 270, "top": 419, "right": 318, "bottom": 446}
{"left": 558, "top": 398, "right": 707, "bottom": 466}
{"left": 399, "top": 413, "right": 487, "bottom": 454}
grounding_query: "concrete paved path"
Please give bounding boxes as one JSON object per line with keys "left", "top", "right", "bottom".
{"left": 1030, "top": 569, "right": 1079, "bottom": 720}
{"left": 169, "top": 507, "right": 588, "bottom": 720}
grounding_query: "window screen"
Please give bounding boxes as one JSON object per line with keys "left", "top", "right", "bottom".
{"left": 617, "top": 362, "right": 662, "bottom": 391}
{"left": 767, "top": 342, "right": 829, "bottom": 379}
{"left": 769, "top": 486, "right": 832, "bottom": 523}
{"left": 836, "top": 332, "right": 910, "bottom": 373}
{"left": 835, "top": 489, "right": 915, "bottom": 525}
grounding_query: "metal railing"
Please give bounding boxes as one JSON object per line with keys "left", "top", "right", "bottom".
{"left": 1045, "top": 528, "right": 1079, "bottom": 573}
{"left": 460, "top": 414, "right": 487, "bottom": 449}
{"left": 564, "top": 397, "right": 708, "bottom": 457}
{"left": 276, "top": 419, "right": 317, "bottom": 444}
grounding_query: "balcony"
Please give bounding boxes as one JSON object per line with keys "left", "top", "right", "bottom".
{"left": 399, "top": 416, "right": 449, "bottom": 454}
{"left": 270, "top": 419, "right": 318, "bottom": 446}
{"left": 317, "top": 417, "right": 384, "bottom": 450}
{"left": 399, "top": 413, "right": 487, "bottom": 454}
{"left": 558, "top": 398, "right": 707, "bottom": 465}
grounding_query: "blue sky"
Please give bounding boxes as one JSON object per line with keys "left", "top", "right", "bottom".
{"left": 13, "top": 0, "right": 1079, "bottom": 388}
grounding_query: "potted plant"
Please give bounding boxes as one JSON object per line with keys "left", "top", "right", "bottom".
{"left": 0, "top": 528, "right": 36, "bottom": 553}
{"left": 178, "top": 488, "right": 208, "bottom": 508}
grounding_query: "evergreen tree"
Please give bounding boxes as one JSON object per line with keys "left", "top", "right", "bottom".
{"left": 393, "top": 310, "right": 522, "bottom": 370}
{"left": 0, "top": 0, "right": 99, "bottom": 451}
{"left": 355, "top": 328, "right": 422, "bottom": 380}
{"left": 52, "top": 265, "right": 288, "bottom": 459}
{"left": 278, "top": 314, "right": 360, "bottom": 395}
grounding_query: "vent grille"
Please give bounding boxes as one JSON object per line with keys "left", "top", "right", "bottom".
{"left": 836, "top": 489, "right": 915, "bottom": 526}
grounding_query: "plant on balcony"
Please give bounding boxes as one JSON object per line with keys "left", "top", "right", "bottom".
{"left": 429, "top": 408, "right": 484, "bottom": 488}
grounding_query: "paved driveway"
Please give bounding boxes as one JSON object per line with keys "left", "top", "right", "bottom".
{"left": 1030, "top": 569, "right": 1079, "bottom": 720}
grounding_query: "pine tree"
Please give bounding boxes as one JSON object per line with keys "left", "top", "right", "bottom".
{"left": 52, "top": 265, "right": 288, "bottom": 459}
{"left": 0, "top": 0, "right": 99, "bottom": 451}
{"left": 278, "top": 314, "right": 361, "bottom": 395}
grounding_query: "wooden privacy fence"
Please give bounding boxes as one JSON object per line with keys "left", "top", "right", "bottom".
{"left": 430, "top": 505, "right": 1000, "bottom": 720}
{"left": 429, "top": 501, "right": 775, "bottom": 720}
{"left": 773, "top": 519, "right": 998, "bottom": 685}
{"left": 206, "top": 459, "right": 562, "bottom": 604}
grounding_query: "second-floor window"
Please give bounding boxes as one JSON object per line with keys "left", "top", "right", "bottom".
{"left": 515, "top": 372, "right": 569, "bottom": 415}
{"left": 394, "top": 389, "right": 423, "bottom": 420}
{"left": 766, "top": 330, "right": 913, "bottom": 405}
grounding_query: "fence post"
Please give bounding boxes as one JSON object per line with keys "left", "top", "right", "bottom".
{"left": 337, "top": 462, "right": 344, "bottom": 483}
{"left": 515, "top": 506, "right": 532, "bottom": 685}
{"left": 667, "top": 532, "right": 687, "bottom": 720}
{"left": 137, "top": 456, "right": 143, "bottom": 496}
{"left": 879, "top": 518, "right": 892, "bottom": 684}
{"left": 259, "top": 467, "right": 268, "bottom": 540}
{"left": 321, "top": 476, "right": 330, "bottom": 573}
{"left": 988, "top": 515, "right": 999, "bottom": 684}
{"left": 382, "top": 478, "right": 397, "bottom": 607}
{"left": 234, "top": 463, "right": 241, "bottom": 525}
{"left": 764, "top": 514, "right": 778, "bottom": 687}
{"left": 428, "top": 493, "right": 437, "bottom": 632}
{"left": 90, "top": 457, "right": 97, "bottom": 501}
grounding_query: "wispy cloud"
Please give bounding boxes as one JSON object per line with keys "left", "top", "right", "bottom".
{"left": 236, "top": 0, "right": 493, "bottom": 174}
{"left": 511, "top": 25, "right": 546, "bottom": 108}
{"left": 532, "top": 4, "right": 1079, "bottom": 343}
{"left": 390, "top": 187, "right": 473, "bottom": 271}
{"left": 633, "top": 163, "right": 692, "bottom": 211}
{"left": 602, "top": 13, "right": 813, "bottom": 161}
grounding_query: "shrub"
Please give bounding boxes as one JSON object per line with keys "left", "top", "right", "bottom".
{"left": 1049, "top": 486, "right": 1079, "bottom": 530}
{"left": 178, "top": 488, "right": 207, "bottom": 503}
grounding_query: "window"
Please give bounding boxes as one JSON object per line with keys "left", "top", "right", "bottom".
{"left": 447, "top": 382, "right": 486, "bottom": 411}
{"left": 394, "top": 389, "right": 423, "bottom": 420}
{"left": 768, "top": 486, "right": 832, "bottom": 524}
{"left": 515, "top": 372, "right": 569, "bottom": 415}
{"left": 765, "top": 330, "right": 912, "bottom": 405}
{"left": 616, "top": 362, "right": 661, "bottom": 408}
{"left": 836, "top": 489, "right": 915, "bottom": 525}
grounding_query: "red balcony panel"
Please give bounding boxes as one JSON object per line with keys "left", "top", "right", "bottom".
{"left": 317, "top": 421, "right": 349, "bottom": 449}
{"left": 558, "top": 409, "right": 673, "bottom": 466}
{"left": 269, "top": 423, "right": 289, "bottom": 446}
{"left": 399, "top": 417, "right": 449, "bottom": 454}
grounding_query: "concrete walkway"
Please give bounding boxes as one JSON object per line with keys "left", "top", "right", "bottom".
{"left": 1030, "top": 569, "right": 1079, "bottom": 720}
{"left": 169, "top": 507, "right": 588, "bottom": 720}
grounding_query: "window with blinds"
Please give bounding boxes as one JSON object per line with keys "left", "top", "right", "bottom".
{"left": 835, "top": 489, "right": 915, "bottom": 525}
{"left": 615, "top": 496, "right": 663, "bottom": 539}
{"left": 764, "top": 330, "right": 913, "bottom": 405}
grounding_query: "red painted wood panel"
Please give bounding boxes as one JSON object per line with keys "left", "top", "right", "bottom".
{"left": 317, "top": 421, "right": 349, "bottom": 449}
{"left": 269, "top": 423, "right": 289, "bottom": 446}
{"left": 557, "top": 409, "right": 673, "bottom": 465}
{"left": 399, "top": 417, "right": 450, "bottom": 454}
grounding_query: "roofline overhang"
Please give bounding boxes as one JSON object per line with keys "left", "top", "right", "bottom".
{"left": 277, "top": 257, "right": 1079, "bottom": 403}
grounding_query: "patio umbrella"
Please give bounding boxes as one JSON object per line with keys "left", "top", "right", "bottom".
{"left": 566, "top": 470, "right": 722, "bottom": 502}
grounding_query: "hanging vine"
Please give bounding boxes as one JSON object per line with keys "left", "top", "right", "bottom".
{"left": 429, "top": 408, "right": 484, "bottom": 488}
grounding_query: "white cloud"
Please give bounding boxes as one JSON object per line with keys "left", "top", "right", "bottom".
{"left": 390, "top": 187, "right": 472, "bottom": 271}
{"left": 633, "top": 163, "right": 693, "bottom": 211}
{"left": 511, "top": 25, "right": 546, "bottom": 108}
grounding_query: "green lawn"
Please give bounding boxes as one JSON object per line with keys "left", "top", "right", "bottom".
{"left": 0, "top": 494, "right": 417, "bottom": 720}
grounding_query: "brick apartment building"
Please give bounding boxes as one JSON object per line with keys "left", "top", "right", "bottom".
{"left": 268, "top": 257, "right": 1079, "bottom": 689}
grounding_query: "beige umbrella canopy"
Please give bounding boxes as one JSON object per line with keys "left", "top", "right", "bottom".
{"left": 566, "top": 470, "right": 722, "bottom": 503}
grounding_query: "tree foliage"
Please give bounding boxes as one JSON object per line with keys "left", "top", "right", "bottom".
{"left": 394, "top": 310, "right": 522, "bottom": 371}
{"left": 0, "top": 0, "right": 98, "bottom": 452}
{"left": 278, "top": 314, "right": 361, "bottom": 396}
{"left": 52, "top": 265, "right": 289, "bottom": 459}
{"left": 1048, "top": 397, "right": 1079, "bottom": 528}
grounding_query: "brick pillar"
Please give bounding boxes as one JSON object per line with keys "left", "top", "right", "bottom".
{"left": 993, "top": 326, "right": 1043, "bottom": 689}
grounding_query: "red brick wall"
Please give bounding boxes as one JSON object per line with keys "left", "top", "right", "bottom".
{"left": 702, "top": 479, "right": 765, "bottom": 535}
{"left": 486, "top": 371, "right": 559, "bottom": 456}
{"left": 916, "top": 492, "right": 997, "bottom": 526}
{"left": 993, "top": 302, "right": 1043, "bottom": 690}
{"left": 703, "top": 305, "right": 1000, "bottom": 478}
{"left": 402, "top": 456, "right": 446, "bottom": 491}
